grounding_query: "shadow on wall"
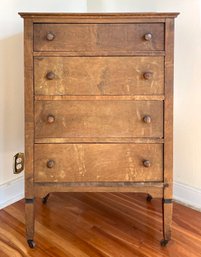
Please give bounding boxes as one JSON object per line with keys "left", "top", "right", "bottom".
{"left": 0, "top": 33, "right": 24, "bottom": 181}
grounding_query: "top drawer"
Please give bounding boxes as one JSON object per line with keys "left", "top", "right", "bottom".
{"left": 34, "top": 23, "right": 165, "bottom": 52}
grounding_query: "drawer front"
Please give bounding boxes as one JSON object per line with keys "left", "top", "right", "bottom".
{"left": 35, "top": 100, "right": 163, "bottom": 138}
{"left": 34, "top": 23, "right": 164, "bottom": 52}
{"left": 34, "top": 57, "right": 164, "bottom": 96}
{"left": 34, "top": 144, "right": 163, "bottom": 182}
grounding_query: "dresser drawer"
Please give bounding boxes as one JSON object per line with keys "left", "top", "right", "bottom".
{"left": 34, "top": 23, "right": 164, "bottom": 52}
{"left": 34, "top": 144, "right": 163, "bottom": 182}
{"left": 34, "top": 56, "right": 164, "bottom": 96}
{"left": 35, "top": 100, "right": 163, "bottom": 139}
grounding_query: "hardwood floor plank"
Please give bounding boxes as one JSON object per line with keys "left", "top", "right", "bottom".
{"left": 0, "top": 193, "right": 201, "bottom": 257}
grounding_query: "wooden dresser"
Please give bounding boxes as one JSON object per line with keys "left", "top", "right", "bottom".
{"left": 19, "top": 12, "right": 179, "bottom": 248}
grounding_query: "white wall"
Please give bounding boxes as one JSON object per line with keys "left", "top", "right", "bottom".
{"left": 88, "top": 0, "right": 201, "bottom": 209}
{"left": 0, "top": 0, "right": 87, "bottom": 208}
{"left": 1, "top": 0, "right": 201, "bottom": 209}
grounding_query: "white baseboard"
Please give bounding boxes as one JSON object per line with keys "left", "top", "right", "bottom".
{"left": 173, "top": 181, "right": 201, "bottom": 211}
{"left": 0, "top": 177, "right": 201, "bottom": 212}
{"left": 0, "top": 176, "right": 24, "bottom": 209}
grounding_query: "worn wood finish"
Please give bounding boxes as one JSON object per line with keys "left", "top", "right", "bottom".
{"left": 164, "top": 19, "right": 174, "bottom": 200}
{"left": 0, "top": 194, "right": 201, "bottom": 257}
{"left": 35, "top": 137, "right": 164, "bottom": 144}
{"left": 163, "top": 202, "right": 173, "bottom": 241}
{"left": 20, "top": 12, "right": 179, "bottom": 246}
{"left": 34, "top": 143, "right": 163, "bottom": 182}
{"left": 24, "top": 18, "right": 35, "bottom": 243}
{"left": 34, "top": 23, "right": 165, "bottom": 52}
{"left": 34, "top": 183, "right": 163, "bottom": 197}
{"left": 35, "top": 95, "right": 165, "bottom": 101}
{"left": 162, "top": 18, "right": 175, "bottom": 243}
{"left": 35, "top": 100, "right": 163, "bottom": 138}
{"left": 25, "top": 202, "right": 35, "bottom": 241}
{"left": 33, "top": 50, "right": 166, "bottom": 57}
{"left": 34, "top": 56, "right": 164, "bottom": 96}
{"left": 24, "top": 19, "right": 34, "bottom": 200}
{"left": 33, "top": 18, "right": 168, "bottom": 24}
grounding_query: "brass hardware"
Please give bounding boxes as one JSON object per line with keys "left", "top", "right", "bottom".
{"left": 143, "top": 72, "right": 153, "bottom": 80}
{"left": 47, "top": 160, "right": 55, "bottom": 168}
{"left": 143, "top": 115, "right": 152, "bottom": 124}
{"left": 143, "top": 160, "right": 151, "bottom": 168}
{"left": 144, "top": 33, "right": 152, "bottom": 41}
{"left": 46, "top": 71, "right": 55, "bottom": 80}
{"left": 13, "top": 153, "right": 24, "bottom": 174}
{"left": 46, "top": 32, "right": 55, "bottom": 41}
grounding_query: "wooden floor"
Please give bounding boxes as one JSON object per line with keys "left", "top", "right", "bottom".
{"left": 0, "top": 193, "right": 201, "bottom": 257}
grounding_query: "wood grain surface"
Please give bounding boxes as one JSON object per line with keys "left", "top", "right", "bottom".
{"left": 34, "top": 183, "right": 164, "bottom": 198}
{"left": 24, "top": 19, "right": 34, "bottom": 199}
{"left": 35, "top": 100, "right": 163, "bottom": 139}
{"left": 19, "top": 12, "right": 180, "bottom": 18}
{"left": 33, "top": 50, "right": 166, "bottom": 57}
{"left": 0, "top": 193, "right": 200, "bottom": 257}
{"left": 35, "top": 95, "right": 165, "bottom": 101}
{"left": 34, "top": 23, "right": 164, "bottom": 52}
{"left": 34, "top": 56, "right": 164, "bottom": 96}
{"left": 34, "top": 143, "right": 163, "bottom": 183}
{"left": 163, "top": 19, "right": 174, "bottom": 200}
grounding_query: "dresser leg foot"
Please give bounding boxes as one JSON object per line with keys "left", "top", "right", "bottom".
{"left": 162, "top": 198, "right": 173, "bottom": 246}
{"left": 25, "top": 198, "right": 35, "bottom": 248}
{"left": 27, "top": 239, "right": 36, "bottom": 248}
{"left": 42, "top": 193, "right": 50, "bottom": 204}
{"left": 160, "top": 239, "right": 169, "bottom": 247}
{"left": 146, "top": 194, "right": 153, "bottom": 202}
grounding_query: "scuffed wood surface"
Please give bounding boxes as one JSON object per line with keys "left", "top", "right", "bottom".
{"left": 35, "top": 100, "right": 163, "bottom": 138}
{"left": 33, "top": 50, "right": 166, "bottom": 57}
{"left": 164, "top": 19, "right": 174, "bottom": 200}
{"left": 34, "top": 182, "right": 164, "bottom": 197}
{"left": 35, "top": 137, "right": 164, "bottom": 144}
{"left": 20, "top": 12, "right": 178, "bottom": 244}
{"left": 34, "top": 56, "right": 164, "bottom": 96}
{"left": 34, "top": 23, "right": 164, "bottom": 52}
{"left": 35, "top": 95, "right": 165, "bottom": 101}
{"left": 24, "top": 19, "right": 34, "bottom": 199}
{"left": 34, "top": 143, "right": 163, "bottom": 182}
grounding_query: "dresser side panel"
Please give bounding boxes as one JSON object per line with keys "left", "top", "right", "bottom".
{"left": 24, "top": 19, "right": 34, "bottom": 199}
{"left": 164, "top": 18, "right": 174, "bottom": 199}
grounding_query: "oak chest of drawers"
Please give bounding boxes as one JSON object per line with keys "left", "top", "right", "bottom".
{"left": 19, "top": 12, "right": 178, "bottom": 248}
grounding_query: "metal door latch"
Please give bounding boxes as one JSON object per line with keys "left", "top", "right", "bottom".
{"left": 13, "top": 153, "right": 24, "bottom": 174}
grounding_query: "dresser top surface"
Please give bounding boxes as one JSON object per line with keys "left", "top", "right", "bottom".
{"left": 19, "top": 12, "right": 179, "bottom": 19}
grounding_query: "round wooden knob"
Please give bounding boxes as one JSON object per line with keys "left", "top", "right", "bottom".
{"left": 143, "top": 115, "right": 152, "bottom": 124}
{"left": 47, "top": 115, "right": 55, "bottom": 124}
{"left": 143, "top": 160, "right": 151, "bottom": 168}
{"left": 47, "top": 160, "right": 55, "bottom": 169}
{"left": 46, "top": 32, "right": 55, "bottom": 41}
{"left": 143, "top": 72, "right": 153, "bottom": 80}
{"left": 144, "top": 33, "right": 152, "bottom": 41}
{"left": 46, "top": 71, "right": 55, "bottom": 80}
